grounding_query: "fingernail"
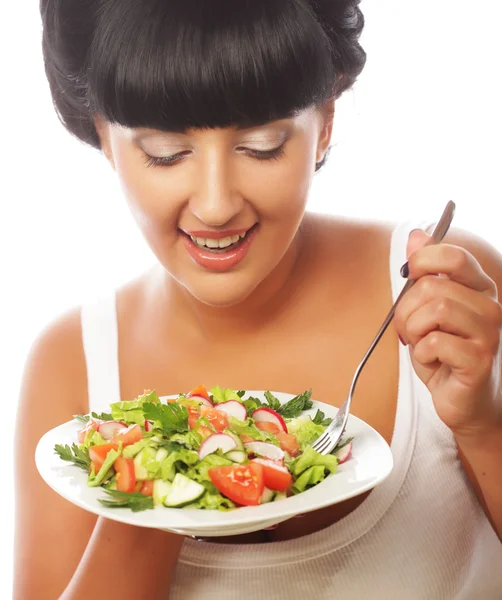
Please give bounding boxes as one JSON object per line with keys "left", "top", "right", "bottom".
{"left": 400, "top": 262, "right": 409, "bottom": 278}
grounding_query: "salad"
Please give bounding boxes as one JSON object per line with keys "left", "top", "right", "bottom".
{"left": 55, "top": 385, "right": 353, "bottom": 512}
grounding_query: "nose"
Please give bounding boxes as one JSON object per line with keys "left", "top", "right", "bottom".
{"left": 188, "top": 148, "right": 244, "bottom": 227}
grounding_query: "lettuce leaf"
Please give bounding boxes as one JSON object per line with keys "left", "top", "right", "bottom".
{"left": 82, "top": 428, "right": 106, "bottom": 449}
{"left": 210, "top": 386, "right": 242, "bottom": 404}
{"left": 169, "top": 430, "right": 203, "bottom": 451}
{"left": 87, "top": 448, "right": 121, "bottom": 488}
{"left": 159, "top": 446, "right": 199, "bottom": 481}
{"left": 186, "top": 454, "right": 233, "bottom": 483}
{"left": 290, "top": 446, "right": 338, "bottom": 477}
{"left": 110, "top": 390, "right": 161, "bottom": 426}
{"left": 228, "top": 417, "right": 281, "bottom": 446}
{"left": 287, "top": 416, "right": 327, "bottom": 450}
{"left": 291, "top": 465, "right": 327, "bottom": 494}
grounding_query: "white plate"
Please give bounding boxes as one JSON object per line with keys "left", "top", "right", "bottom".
{"left": 36, "top": 391, "right": 393, "bottom": 537}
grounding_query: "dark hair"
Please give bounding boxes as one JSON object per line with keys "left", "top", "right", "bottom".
{"left": 40, "top": 0, "right": 366, "bottom": 150}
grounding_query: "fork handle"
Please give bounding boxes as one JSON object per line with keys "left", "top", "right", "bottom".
{"left": 348, "top": 201, "right": 456, "bottom": 399}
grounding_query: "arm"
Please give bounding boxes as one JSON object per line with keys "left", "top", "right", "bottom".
{"left": 14, "top": 311, "right": 184, "bottom": 599}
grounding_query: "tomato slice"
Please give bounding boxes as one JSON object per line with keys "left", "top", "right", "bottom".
{"left": 139, "top": 479, "right": 154, "bottom": 497}
{"left": 89, "top": 443, "right": 119, "bottom": 472}
{"left": 200, "top": 406, "right": 228, "bottom": 432}
{"left": 187, "top": 384, "right": 210, "bottom": 400}
{"left": 114, "top": 457, "right": 136, "bottom": 493}
{"left": 251, "top": 458, "right": 292, "bottom": 492}
{"left": 187, "top": 406, "right": 200, "bottom": 430}
{"left": 209, "top": 463, "right": 264, "bottom": 506}
{"left": 77, "top": 417, "right": 103, "bottom": 444}
{"left": 276, "top": 432, "right": 300, "bottom": 457}
{"left": 110, "top": 424, "right": 143, "bottom": 447}
{"left": 255, "top": 421, "right": 282, "bottom": 436}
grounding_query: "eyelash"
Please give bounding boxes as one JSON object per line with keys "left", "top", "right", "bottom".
{"left": 143, "top": 144, "right": 286, "bottom": 168}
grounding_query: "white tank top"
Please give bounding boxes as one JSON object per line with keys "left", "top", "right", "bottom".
{"left": 81, "top": 220, "right": 502, "bottom": 600}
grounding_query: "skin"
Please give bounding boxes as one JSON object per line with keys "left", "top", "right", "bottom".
{"left": 14, "top": 103, "right": 502, "bottom": 599}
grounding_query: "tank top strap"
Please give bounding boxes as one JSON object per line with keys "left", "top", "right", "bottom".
{"left": 81, "top": 291, "right": 121, "bottom": 413}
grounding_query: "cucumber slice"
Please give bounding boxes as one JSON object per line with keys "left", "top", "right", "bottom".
{"left": 153, "top": 479, "right": 172, "bottom": 507}
{"left": 273, "top": 492, "right": 287, "bottom": 502}
{"left": 223, "top": 430, "right": 244, "bottom": 451}
{"left": 260, "top": 487, "right": 275, "bottom": 504}
{"left": 164, "top": 474, "right": 205, "bottom": 508}
{"left": 225, "top": 450, "right": 247, "bottom": 464}
{"left": 155, "top": 448, "right": 168, "bottom": 462}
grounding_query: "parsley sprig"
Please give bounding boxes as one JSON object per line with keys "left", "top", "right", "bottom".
{"left": 98, "top": 489, "right": 154, "bottom": 512}
{"left": 143, "top": 401, "right": 189, "bottom": 434}
{"left": 73, "top": 411, "right": 113, "bottom": 424}
{"left": 54, "top": 443, "right": 91, "bottom": 471}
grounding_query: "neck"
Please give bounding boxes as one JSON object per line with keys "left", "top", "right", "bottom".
{"left": 161, "top": 222, "right": 312, "bottom": 341}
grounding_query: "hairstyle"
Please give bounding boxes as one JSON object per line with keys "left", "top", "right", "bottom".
{"left": 40, "top": 0, "right": 366, "bottom": 153}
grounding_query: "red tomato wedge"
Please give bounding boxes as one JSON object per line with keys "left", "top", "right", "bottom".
{"left": 88, "top": 443, "right": 119, "bottom": 473}
{"left": 187, "top": 384, "right": 210, "bottom": 400}
{"left": 209, "top": 463, "right": 264, "bottom": 506}
{"left": 114, "top": 457, "right": 136, "bottom": 493}
{"left": 110, "top": 424, "right": 143, "bottom": 447}
{"left": 276, "top": 432, "right": 300, "bottom": 457}
{"left": 187, "top": 406, "right": 200, "bottom": 430}
{"left": 255, "top": 421, "right": 282, "bottom": 435}
{"left": 77, "top": 417, "right": 103, "bottom": 445}
{"left": 139, "top": 480, "right": 154, "bottom": 497}
{"left": 200, "top": 406, "right": 228, "bottom": 432}
{"left": 251, "top": 458, "right": 292, "bottom": 492}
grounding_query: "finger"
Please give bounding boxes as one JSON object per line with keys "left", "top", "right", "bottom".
{"left": 395, "top": 276, "right": 498, "bottom": 336}
{"left": 412, "top": 331, "right": 493, "bottom": 386}
{"left": 407, "top": 244, "right": 496, "bottom": 295}
{"left": 402, "top": 296, "right": 497, "bottom": 350}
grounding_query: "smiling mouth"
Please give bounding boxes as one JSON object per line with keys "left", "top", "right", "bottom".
{"left": 183, "top": 225, "right": 257, "bottom": 253}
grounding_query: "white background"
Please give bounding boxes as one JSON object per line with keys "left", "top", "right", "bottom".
{"left": 1, "top": 1, "right": 501, "bottom": 597}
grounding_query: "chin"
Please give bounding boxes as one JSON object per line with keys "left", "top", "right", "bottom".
{"left": 182, "top": 274, "right": 262, "bottom": 308}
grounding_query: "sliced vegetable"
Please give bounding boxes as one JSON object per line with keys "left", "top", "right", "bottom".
{"left": 225, "top": 450, "right": 248, "bottom": 464}
{"left": 251, "top": 458, "right": 292, "bottom": 492}
{"left": 153, "top": 479, "right": 172, "bottom": 506}
{"left": 198, "top": 433, "right": 237, "bottom": 460}
{"left": 244, "top": 441, "right": 284, "bottom": 461}
{"left": 260, "top": 487, "right": 275, "bottom": 504}
{"left": 89, "top": 443, "right": 119, "bottom": 473}
{"left": 140, "top": 480, "right": 154, "bottom": 496}
{"left": 110, "top": 424, "right": 143, "bottom": 447}
{"left": 187, "top": 384, "right": 211, "bottom": 400}
{"left": 215, "top": 400, "right": 247, "bottom": 421}
{"left": 209, "top": 463, "right": 264, "bottom": 506}
{"left": 252, "top": 407, "right": 287, "bottom": 433}
{"left": 335, "top": 441, "right": 352, "bottom": 464}
{"left": 114, "top": 457, "right": 136, "bottom": 493}
{"left": 98, "top": 421, "right": 127, "bottom": 440}
{"left": 200, "top": 406, "right": 229, "bottom": 432}
{"left": 164, "top": 473, "right": 205, "bottom": 507}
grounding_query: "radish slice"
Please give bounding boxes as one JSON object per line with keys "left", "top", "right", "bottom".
{"left": 252, "top": 407, "right": 287, "bottom": 433}
{"left": 335, "top": 442, "right": 352, "bottom": 464}
{"left": 244, "top": 441, "right": 284, "bottom": 461}
{"left": 188, "top": 394, "right": 214, "bottom": 408}
{"left": 97, "top": 421, "right": 127, "bottom": 440}
{"left": 214, "top": 400, "right": 247, "bottom": 421}
{"left": 251, "top": 457, "right": 289, "bottom": 474}
{"left": 198, "top": 433, "right": 237, "bottom": 460}
{"left": 144, "top": 420, "right": 155, "bottom": 432}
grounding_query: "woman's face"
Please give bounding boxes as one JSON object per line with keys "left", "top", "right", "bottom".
{"left": 97, "top": 107, "right": 332, "bottom": 307}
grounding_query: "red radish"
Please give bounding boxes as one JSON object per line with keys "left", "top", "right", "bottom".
{"left": 198, "top": 433, "right": 237, "bottom": 460}
{"left": 252, "top": 407, "right": 287, "bottom": 433}
{"left": 252, "top": 458, "right": 292, "bottom": 492}
{"left": 244, "top": 441, "right": 284, "bottom": 461}
{"left": 214, "top": 400, "right": 246, "bottom": 421}
{"left": 189, "top": 395, "right": 214, "bottom": 409}
{"left": 335, "top": 442, "right": 352, "bottom": 464}
{"left": 97, "top": 421, "right": 127, "bottom": 440}
{"left": 144, "top": 420, "right": 155, "bottom": 432}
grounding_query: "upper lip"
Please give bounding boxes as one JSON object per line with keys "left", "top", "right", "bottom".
{"left": 182, "top": 226, "right": 253, "bottom": 239}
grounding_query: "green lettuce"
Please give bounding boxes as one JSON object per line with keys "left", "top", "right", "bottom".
{"left": 287, "top": 416, "right": 327, "bottom": 450}
{"left": 210, "top": 386, "right": 242, "bottom": 404}
{"left": 110, "top": 390, "right": 161, "bottom": 426}
{"left": 228, "top": 417, "right": 281, "bottom": 446}
{"left": 290, "top": 446, "right": 338, "bottom": 477}
{"left": 186, "top": 454, "right": 233, "bottom": 483}
{"left": 169, "top": 430, "right": 203, "bottom": 451}
{"left": 159, "top": 446, "right": 199, "bottom": 481}
{"left": 82, "top": 428, "right": 106, "bottom": 449}
{"left": 291, "top": 465, "right": 327, "bottom": 494}
{"left": 191, "top": 483, "right": 236, "bottom": 511}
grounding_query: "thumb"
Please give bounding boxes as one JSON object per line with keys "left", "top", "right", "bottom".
{"left": 406, "top": 228, "right": 431, "bottom": 259}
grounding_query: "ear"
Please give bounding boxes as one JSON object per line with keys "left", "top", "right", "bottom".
{"left": 94, "top": 115, "right": 116, "bottom": 170}
{"left": 316, "top": 99, "right": 335, "bottom": 164}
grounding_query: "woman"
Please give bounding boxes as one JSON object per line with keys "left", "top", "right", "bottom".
{"left": 15, "top": 1, "right": 502, "bottom": 598}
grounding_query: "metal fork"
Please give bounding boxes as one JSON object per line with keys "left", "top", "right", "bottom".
{"left": 311, "top": 200, "right": 456, "bottom": 456}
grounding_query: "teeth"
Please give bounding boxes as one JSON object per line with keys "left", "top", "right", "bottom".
{"left": 190, "top": 229, "right": 250, "bottom": 249}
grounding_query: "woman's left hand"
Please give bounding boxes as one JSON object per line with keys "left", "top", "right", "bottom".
{"left": 394, "top": 229, "right": 502, "bottom": 440}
